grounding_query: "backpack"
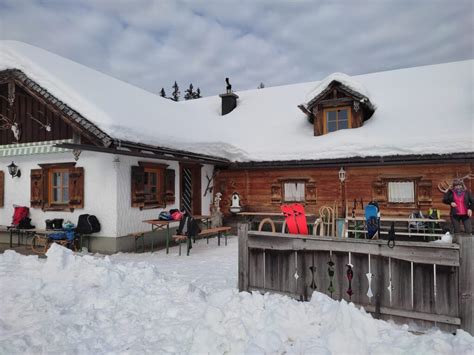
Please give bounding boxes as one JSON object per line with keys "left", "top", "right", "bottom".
{"left": 76, "top": 214, "right": 101, "bottom": 234}
{"left": 427, "top": 208, "right": 441, "bottom": 220}
{"left": 12, "top": 206, "right": 29, "bottom": 226}
{"left": 171, "top": 211, "right": 183, "bottom": 221}
{"left": 408, "top": 211, "right": 425, "bottom": 230}
{"left": 159, "top": 211, "right": 172, "bottom": 221}
{"left": 365, "top": 202, "right": 380, "bottom": 239}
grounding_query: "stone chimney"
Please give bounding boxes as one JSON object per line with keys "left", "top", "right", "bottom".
{"left": 219, "top": 92, "right": 239, "bottom": 115}
{"left": 219, "top": 77, "right": 239, "bottom": 115}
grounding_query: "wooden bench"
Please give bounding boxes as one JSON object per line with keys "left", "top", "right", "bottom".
{"left": 173, "top": 226, "right": 232, "bottom": 256}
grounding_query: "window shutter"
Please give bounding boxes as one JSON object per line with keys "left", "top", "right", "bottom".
{"left": 131, "top": 166, "right": 145, "bottom": 208}
{"left": 0, "top": 171, "right": 4, "bottom": 207}
{"left": 165, "top": 168, "right": 176, "bottom": 204}
{"left": 417, "top": 180, "right": 432, "bottom": 206}
{"left": 30, "top": 169, "right": 44, "bottom": 208}
{"left": 305, "top": 182, "right": 317, "bottom": 205}
{"left": 69, "top": 167, "right": 84, "bottom": 209}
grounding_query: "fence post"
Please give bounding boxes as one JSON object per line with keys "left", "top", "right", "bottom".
{"left": 238, "top": 223, "right": 250, "bottom": 292}
{"left": 458, "top": 232, "right": 473, "bottom": 335}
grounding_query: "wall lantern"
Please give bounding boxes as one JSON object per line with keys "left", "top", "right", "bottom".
{"left": 338, "top": 167, "right": 346, "bottom": 183}
{"left": 8, "top": 161, "right": 21, "bottom": 178}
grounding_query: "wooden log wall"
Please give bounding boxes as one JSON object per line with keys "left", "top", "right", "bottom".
{"left": 238, "top": 226, "right": 473, "bottom": 334}
{"left": 216, "top": 162, "right": 473, "bottom": 219}
{"left": 0, "top": 83, "right": 73, "bottom": 145}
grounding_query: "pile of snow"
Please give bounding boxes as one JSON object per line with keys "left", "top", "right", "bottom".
{"left": 1, "top": 240, "right": 473, "bottom": 354}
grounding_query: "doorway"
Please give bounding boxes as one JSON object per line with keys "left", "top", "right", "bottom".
{"left": 179, "top": 163, "right": 202, "bottom": 215}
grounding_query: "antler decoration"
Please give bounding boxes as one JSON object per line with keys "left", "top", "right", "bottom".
{"left": 438, "top": 173, "right": 474, "bottom": 193}
{"left": 0, "top": 85, "right": 21, "bottom": 141}
{"left": 204, "top": 171, "right": 218, "bottom": 196}
{"left": 27, "top": 111, "right": 51, "bottom": 132}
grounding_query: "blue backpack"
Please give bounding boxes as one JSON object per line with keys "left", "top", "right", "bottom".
{"left": 365, "top": 202, "right": 380, "bottom": 239}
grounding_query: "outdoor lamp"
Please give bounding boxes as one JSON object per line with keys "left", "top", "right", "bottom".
{"left": 338, "top": 167, "right": 346, "bottom": 183}
{"left": 8, "top": 161, "right": 21, "bottom": 178}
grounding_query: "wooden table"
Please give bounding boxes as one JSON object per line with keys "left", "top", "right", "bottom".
{"left": 143, "top": 220, "right": 179, "bottom": 254}
{"left": 193, "top": 215, "right": 211, "bottom": 229}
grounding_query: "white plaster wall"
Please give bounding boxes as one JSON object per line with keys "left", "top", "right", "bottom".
{"left": 0, "top": 151, "right": 118, "bottom": 237}
{"left": 115, "top": 156, "right": 214, "bottom": 237}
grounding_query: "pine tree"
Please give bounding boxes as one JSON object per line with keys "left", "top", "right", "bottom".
{"left": 257, "top": 82, "right": 265, "bottom": 89}
{"left": 194, "top": 88, "right": 201, "bottom": 99}
{"left": 184, "top": 83, "right": 194, "bottom": 100}
{"left": 159, "top": 88, "right": 166, "bottom": 98}
{"left": 171, "top": 81, "right": 180, "bottom": 101}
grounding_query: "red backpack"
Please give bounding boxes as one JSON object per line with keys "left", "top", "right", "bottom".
{"left": 12, "top": 206, "right": 29, "bottom": 226}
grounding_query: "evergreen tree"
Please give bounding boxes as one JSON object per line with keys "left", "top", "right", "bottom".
{"left": 171, "top": 81, "right": 180, "bottom": 101}
{"left": 194, "top": 88, "right": 201, "bottom": 99}
{"left": 257, "top": 82, "right": 265, "bottom": 89}
{"left": 159, "top": 88, "right": 166, "bottom": 98}
{"left": 184, "top": 83, "right": 194, "bottom": 100}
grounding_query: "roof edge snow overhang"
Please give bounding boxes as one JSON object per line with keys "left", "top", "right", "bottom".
{"left": 225, "top": 152, "right": 474, "bottom": 170}
{"left": 56, "top": 142, "right": 231, "bottom": 165}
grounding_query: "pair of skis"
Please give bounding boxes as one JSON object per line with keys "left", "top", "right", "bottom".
{"left": 281, "top": 204, "right": 308, "bottom": 235}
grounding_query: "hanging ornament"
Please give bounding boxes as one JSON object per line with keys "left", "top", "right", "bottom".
{"left": 346, "top": 252, "right": 354, "bottom": 299}
{"left": 309, "top": 252, "right": 317, "bottom": 290}
{"left": 366, "top": 253, "right": 374, "bottom": 301}
{"left": 73, "top": 149, "right": 82, "bottom": 161}
{"left": 387, "top": 257, "right": 393, "bottom": 306}
{"left": 327, "top": 251, "right": 335, "bottom": 297}
{"left": 294, "top": 251, "right": 299, "bottom": 280}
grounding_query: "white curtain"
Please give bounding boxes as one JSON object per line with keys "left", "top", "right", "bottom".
{"left": 284, "top": 182, "right": 305, "bottom": 202}
{"left": 388, "top": 181, "right": 414, "bottom": 203}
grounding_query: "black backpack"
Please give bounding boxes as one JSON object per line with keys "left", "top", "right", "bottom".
{"left": 76, "top": 214, "right": 101, "bottom": 234}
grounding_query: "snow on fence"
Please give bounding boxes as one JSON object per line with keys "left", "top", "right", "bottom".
{"left": 237, "top": 223, "right": 473, "bottom": 335}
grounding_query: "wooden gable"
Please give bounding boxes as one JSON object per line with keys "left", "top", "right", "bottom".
{"left": 0, "top": 69, "right": 111, "bottom": 147}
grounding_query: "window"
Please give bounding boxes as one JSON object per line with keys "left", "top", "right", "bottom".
{"left": 30, "top": 163, "right": 84, "bottom": 211}
{"left": 49, "top": 169, "right": 69, "bottom": 204}
{"left": 324, "top": 107, "right": 351, "bottom": 133}
{"left": 131, "top": 162, "right": 174, "bottom": 209}
{"left": 388, "top": 181, "right": 415, "bottom": 203}
{"left": 283, "top": 181, "right": 305, "bottom": 202}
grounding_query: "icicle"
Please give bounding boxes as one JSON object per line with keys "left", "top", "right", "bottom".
{"left": 366, "top": 253, "right": 374, "bottom": 301}
{"left": 411, "top": 261, "right": 414, "bottom": 309}
{"left": 387, "top": 257, "right": 393, "bottom": 306}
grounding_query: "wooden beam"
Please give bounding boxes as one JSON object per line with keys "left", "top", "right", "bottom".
{"left": 459, "top": 233, "right": 474, "bottom": 335}
{"left": 247, "top": 232, "right": 460, "bottom": 266}
{"left": 364, "top": 305, "right": 461, "bottom": 326}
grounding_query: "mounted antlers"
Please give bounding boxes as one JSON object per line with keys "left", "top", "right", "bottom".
{"left": 437, "top": 173, "right": 474, "bottom": 193}
{"left": 27, "top": 111, "right": 51, "bottom": 132}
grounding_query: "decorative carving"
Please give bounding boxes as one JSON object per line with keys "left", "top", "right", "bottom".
{"left": 72, "top": 149, "right": 82, "bottom": 161}
{"left": 271, "top": 183, "right": 282, "bottom": 204}
{"left": 372, "top": 180, "right": 387, "bottom": 203}
{"left": 353, "top": 100, "right": 360, "bottom": 112}
{"left": 417, "top": 180, "right": 432, "bottom": 205}
{"left": 305, "top": 182, "right": 317, "bottom": 205}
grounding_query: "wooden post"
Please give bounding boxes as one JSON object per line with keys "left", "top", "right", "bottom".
{"left": 458, "top": 233, "right": 473, "bottom": 335}
{"left": 238, "top": 223, "right": 250, "bottom": 292}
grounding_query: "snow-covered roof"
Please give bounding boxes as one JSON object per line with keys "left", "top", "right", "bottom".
{"left": 1, "top": 40, "right": 472, "bottom": 163}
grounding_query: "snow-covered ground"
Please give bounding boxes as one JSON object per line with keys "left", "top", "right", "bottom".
{"left": 0, "top": 237, "right": 473, "bottom": 354}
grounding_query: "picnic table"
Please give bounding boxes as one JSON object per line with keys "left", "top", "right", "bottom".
{"left": 142, "top": 219, "right": 180, "bottom": 254}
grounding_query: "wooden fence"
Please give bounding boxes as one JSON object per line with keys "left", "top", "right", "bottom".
{"left": 238, "top": 223, "right": 473, "bottom": 335}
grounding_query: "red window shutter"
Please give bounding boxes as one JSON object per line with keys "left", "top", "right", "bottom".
{"left": 0, "top": 171, "right": 4, "bottom": 207}
{"left": 30, "top": 169, "right": 44, "bottom": 208}
{"left": 165, "top": 169, "right": 175, "bottom": 204}
{"left": 131, "top": 166, "right": 145, "bottom": 208}
{"left": 68, "top": 167, "right": 84, "bottom": 209}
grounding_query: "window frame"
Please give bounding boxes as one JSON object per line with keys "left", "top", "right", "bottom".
{"left": 48, "top": 168, "right": 70, "bottom": 205}
{"left": 323, "top": 106, "right": 352, "bottom": 134}
{"left": 131, "top": 161, "right": 168, "bottom": 209}
{"left": 282, "top": 180, "right": 306, "bottom": 203}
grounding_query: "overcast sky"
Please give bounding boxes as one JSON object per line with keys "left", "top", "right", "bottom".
{"left": 0, "top": 0, "right": 472, "bottom": 97}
